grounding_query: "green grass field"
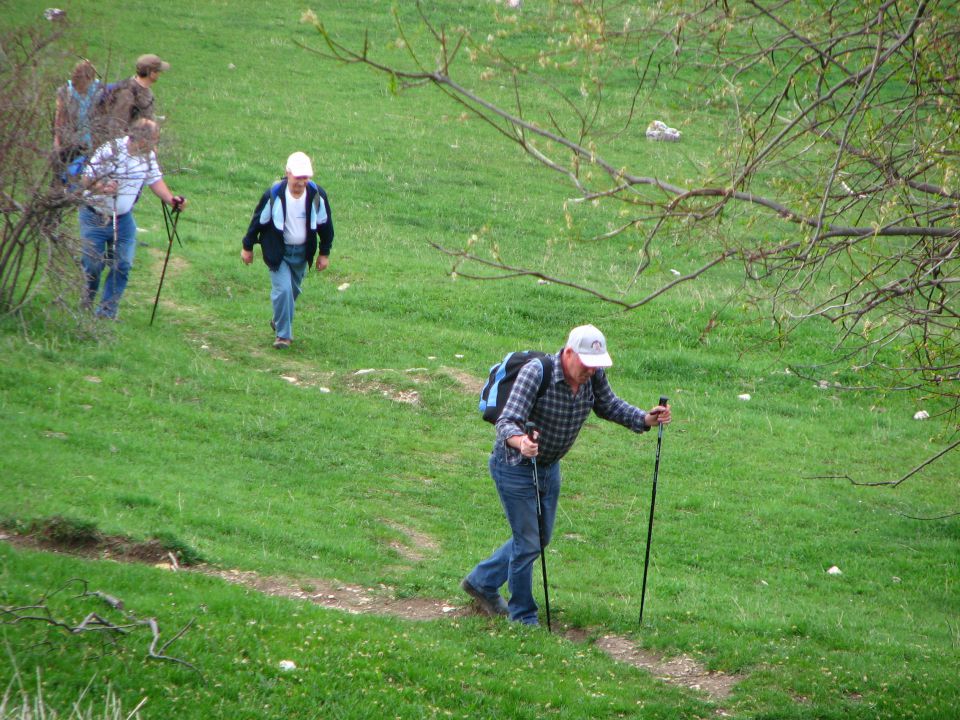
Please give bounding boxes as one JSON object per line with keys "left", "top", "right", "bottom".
{"left": 2, "top": 1, "right": 958, "bottom": 718}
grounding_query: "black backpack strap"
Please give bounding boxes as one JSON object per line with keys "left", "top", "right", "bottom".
{"left": 534, "top": 355, "right": 554, "bottom": 400}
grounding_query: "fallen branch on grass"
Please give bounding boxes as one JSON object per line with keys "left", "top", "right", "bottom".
{"left": 1, "top": 578, "right": 199, "bottom": 672}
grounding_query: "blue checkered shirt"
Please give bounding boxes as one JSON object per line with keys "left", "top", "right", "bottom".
{"left": 495, "top": 351, "right": 649, "bottom": 466}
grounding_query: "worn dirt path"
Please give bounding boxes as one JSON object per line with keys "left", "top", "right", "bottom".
{"left": 3, "top": 531, "right": 742, "bottom": 706}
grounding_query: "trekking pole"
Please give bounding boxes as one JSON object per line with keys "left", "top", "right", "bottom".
{"left": 150, "top": 199, "right": 182, "bottom": 326}
{"left": 100, "top": 194, "right": 118, "bottom": 314}
{"left": 639, "top": 396, "right": 669, "bottom": 626}
{"left": 110, "top": 195, "right": 118, "bottom": 262}
{"left": 525, "top": 421, "right": 552, "bottom": 632}
{"left": 163, "top": 196, "right": 185, "bottom": 248}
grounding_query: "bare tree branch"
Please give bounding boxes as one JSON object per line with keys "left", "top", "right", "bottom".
{"left": 809, "top": 437, "right": 960, "bottom": 487}
{"left": 2, "top": 578, "right": 199, "bottom": 672}
{"left": 306, "top": 0, "right": 960, "bottom": 478}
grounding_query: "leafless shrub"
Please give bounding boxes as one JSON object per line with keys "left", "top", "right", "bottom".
{"left": 0, "top": 16, "right": 87, "bottom": 319}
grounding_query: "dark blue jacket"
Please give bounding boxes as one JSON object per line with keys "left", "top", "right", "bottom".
{"left": 242, "top": 179, "right": 334, "bottom": 271}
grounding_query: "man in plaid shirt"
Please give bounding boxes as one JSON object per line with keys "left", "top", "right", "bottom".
{"left": 462, "top": 324, "right": 671, "bottom": 625}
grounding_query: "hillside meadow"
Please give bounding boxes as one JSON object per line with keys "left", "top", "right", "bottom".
{"left": 1, "top": 1, "right": 957, "bottom": 719}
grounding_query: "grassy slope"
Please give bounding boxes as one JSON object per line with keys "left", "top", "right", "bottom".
{"left": 1, "top": 1, "right": 958, "bottom": 719}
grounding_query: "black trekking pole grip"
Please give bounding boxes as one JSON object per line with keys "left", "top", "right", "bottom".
{"left": 524, "top": 421, "right": 537, "bottom": 440}
{"left": 656, "top": 396, "right": 668, "bottom": 439}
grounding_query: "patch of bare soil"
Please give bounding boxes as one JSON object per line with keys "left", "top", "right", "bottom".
{"left": 274, "top": 363, "right": 336, "bottom": 390}
{"left": 1, "top": 530, "right": 179, "bottom": 566}
{"left": 346, "top": 370, "right": 422, "bottom": 405}
{"left": 195, "top": 566, "right": 468, "bottom": 622}
{"left": 146, "top": 249, "right": 189, "bottom": 274}
{"left": 571, "top": 630, "right": 743, "bottom": 703}
{"left": 440, "top": 367, "right": 485, "bottom": 395}
{"left": 381, "top": 519, "right": 440, "bottom": 562}
{"left": 344, "top": 365, "right": 485, "bottom": 407}
{"left": 2, "top": 531, "right": 743, "bottom": 704}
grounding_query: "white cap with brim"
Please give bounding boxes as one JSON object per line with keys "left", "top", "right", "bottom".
{"left": 285, "top": 151, "right": 314, "bottom": 177}
{"left": 566, "top": 324, "right": 613, "bottom": 368}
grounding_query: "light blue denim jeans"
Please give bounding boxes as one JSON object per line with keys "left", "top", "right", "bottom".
{"left": 467, "top": 450, "right": 561, "bottom": 625}
{"left": 79, "top": 206, "right": 137, "bottom": 319}
{"left": 270, "top": 244, "right": 307, "bottom": 340}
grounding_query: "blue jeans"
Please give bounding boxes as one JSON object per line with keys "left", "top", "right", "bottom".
{"left": 270, "top": 244, "right": 307, "bottom": 340}
{"left": 467, "top": 451, "right": 561, "bottom": 625}
{"left": 79, "top": 206, "right": 137, "bottom": 319}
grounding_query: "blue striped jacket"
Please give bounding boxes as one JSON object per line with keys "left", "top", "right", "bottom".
{"left": 242, "top": 179, "right": 334, "bottom": 271}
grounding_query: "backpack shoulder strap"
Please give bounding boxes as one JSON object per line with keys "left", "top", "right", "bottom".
{"left": 535, "top": 355, "right": 554, "bottom": 399}
{"left": 258, "top": 181, "right": 285, "bottom": 226}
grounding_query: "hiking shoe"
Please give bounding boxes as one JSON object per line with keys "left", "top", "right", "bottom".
{"left": 273, "top": 337, "right": 291, "bottom": 349}
{"left": 461, "top": 578, "right": 508, "bottom": 617}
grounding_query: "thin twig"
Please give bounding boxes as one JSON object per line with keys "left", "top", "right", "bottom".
{"left": 808, "top": 438, "right": 960, "bottom": 486}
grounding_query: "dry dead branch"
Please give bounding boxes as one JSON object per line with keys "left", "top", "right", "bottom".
{"left": 1, "top": 578, "right": 198, "bottom": 672}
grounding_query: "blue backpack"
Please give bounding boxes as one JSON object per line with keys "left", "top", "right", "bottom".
{"left": 479, "top": 351, "right": 554, "bottom": 423}
{"left": 60, "top": 153, "right": 88, "bottom": 189}
{"left": 94, "top": 79, "right": 128, "bottom": 114}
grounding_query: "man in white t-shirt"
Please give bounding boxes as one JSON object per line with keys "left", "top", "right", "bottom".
{"left": 80, "top": 118, "right": 186, "bottom": 319}
{"left": 241, "top": 152, "right": 334, "bottom": 349}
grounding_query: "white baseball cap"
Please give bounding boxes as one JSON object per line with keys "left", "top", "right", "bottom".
{"left": 566, "top": 324, "right": 613, "bottom": 368}
{"left": 285, "top": 151, "right": 313, "bottom": 177}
